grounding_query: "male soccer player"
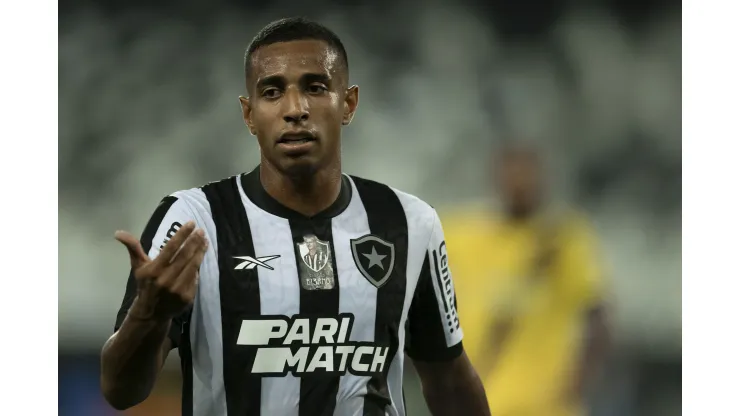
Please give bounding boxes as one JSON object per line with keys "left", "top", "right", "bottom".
{"left": 444, "top": 145, "right": 612, "bottom": 416}
{"left": 100, "top": 17, "right": 490, "bottom": 416}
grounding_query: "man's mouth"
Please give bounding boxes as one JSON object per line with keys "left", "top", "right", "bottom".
{"left": 278, "top": 132, "right": 316, "bottom": 144}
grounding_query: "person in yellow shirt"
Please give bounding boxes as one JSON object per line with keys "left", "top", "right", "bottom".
{"left": 444, "top": 145, "right": 611, "bottom": 416}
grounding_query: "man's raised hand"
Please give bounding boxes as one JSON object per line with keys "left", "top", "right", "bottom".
{"left": 114, "top": 221, "right": 208, "bottom": 321}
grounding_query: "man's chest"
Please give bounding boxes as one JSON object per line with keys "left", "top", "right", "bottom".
{"left": 216, "top": 218, "right": 409, "bottom": 312}
{"left": 197, "top": 219, "right": 413, "bottom": 377}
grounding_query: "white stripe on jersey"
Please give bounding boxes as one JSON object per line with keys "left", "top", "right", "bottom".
{"left": 171, "top": 188, "right": 227, "bottom": 416}
{"left": 237, "top": 176, "right": 303, "bottom": 416}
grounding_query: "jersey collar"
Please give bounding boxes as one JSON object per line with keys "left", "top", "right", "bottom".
{"left": 240, "top": 166, "right": 352, "bottom": 220}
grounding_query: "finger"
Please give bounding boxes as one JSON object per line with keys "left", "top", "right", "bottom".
{"left": 171, "top": 239, "right": 208, "bottom": 297}
{"left": 170, "top": 228, "right": 206, "bottom": 265}
{"left": 156, "top": 229, "right": 206, "bottom": 286}
{"left": 115, "top": 230, "right": 150, "bottom": 269}
{"left": 154, "top": 221, "right": 196, "bottom": 266}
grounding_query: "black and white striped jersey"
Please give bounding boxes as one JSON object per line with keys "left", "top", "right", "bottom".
{"left": 114, "top": 167, "right": 464, "bottom": 416}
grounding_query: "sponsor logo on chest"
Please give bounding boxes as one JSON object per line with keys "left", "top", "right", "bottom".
{"left": 236, "top": 314, "right": 389, "bottom": 376}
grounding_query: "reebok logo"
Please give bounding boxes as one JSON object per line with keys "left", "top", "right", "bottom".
{"left": 233, "top": 255, "right": 280, "bottom": 270}
{"left": 236, "top": 314, "right": 389, "bottom": 376}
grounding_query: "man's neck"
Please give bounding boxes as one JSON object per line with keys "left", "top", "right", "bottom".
{"left": 503, "top": 204, "right": 539, "bottom": 223}
{"left": 259, "top": 161, "right": 343, "bottom": 218}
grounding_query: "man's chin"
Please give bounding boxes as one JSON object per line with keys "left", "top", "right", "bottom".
{"left": 279, "top": 158, "right": 320, "bottom": 179}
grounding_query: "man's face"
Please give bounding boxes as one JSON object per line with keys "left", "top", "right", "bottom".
{"left": 496, "top": 151, "right": 543, "bottom": 217}
{"left": 307, "top": 240, "right": 316, "bottom": 253}
{"left": 240, "top": 40, "right": 359, "bottom": 177}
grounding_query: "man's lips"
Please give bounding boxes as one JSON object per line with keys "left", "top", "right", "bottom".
{"left": 276, "top": 131, "right": 318, "bottom": 155}
{"left": 277, "top": 131, "right": 316, "bottom": 144}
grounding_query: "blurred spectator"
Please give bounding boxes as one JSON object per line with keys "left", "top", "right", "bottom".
{"left": 444, "top": 144, "right": 611, "bottom": 416}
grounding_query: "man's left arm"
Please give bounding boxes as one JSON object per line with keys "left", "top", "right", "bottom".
{"left": 561, "top": 218, "right": 613, "bottom": 403}
{"left": 405, "top": 209, "right": 490, "bottom": 416}
{"left": 412, "top": 351, "right": 490, "bottom": 416}
{"left": 572, "top": 303, "right": 611, "bottom": 401}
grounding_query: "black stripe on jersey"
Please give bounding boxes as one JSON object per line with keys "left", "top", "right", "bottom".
{"left": 352, "top": 177, "right": 409, "bottom": 416}
{"left": 202, "top": 177, "right": 262, "bottom": 416}
{"left": 289, "top": 218, "right": 342, "bottom": 416}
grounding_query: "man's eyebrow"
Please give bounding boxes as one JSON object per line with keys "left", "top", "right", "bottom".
{"left": 302, "top": 73, "right": 332, "bottom": 84}
{"left": 255, "top": 75, "right": 285, "bottom": 90}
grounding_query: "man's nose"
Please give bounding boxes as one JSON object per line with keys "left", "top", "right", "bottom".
{"left": 283, "top": 88, "right": 309, "bottom": 123}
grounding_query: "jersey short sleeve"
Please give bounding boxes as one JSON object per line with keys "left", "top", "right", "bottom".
{"left": 113, "top": 195, "right": 196, "bottom": 349}
{"left": 557, "top": 217, "right": 607, "bottom": 309}
{"left": 405, "top": 209, "right": 464, "bottom": 362}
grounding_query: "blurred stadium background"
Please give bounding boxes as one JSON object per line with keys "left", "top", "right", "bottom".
{"left": 59, "top": 0, "right": 680, "bottom": 414}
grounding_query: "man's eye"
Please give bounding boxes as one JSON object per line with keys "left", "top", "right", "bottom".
{"left": 262, "top": 88, "right": 280, "bottom": 98}
{"left": 307, "top": 84, "right": 327, "bottom": 94}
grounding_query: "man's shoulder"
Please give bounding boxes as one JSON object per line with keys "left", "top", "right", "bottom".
{"left": 164, "top": 175, "right": 241, "bottom": 214}
{"left": 348, "top": 174, "right": 437, "bottom": 229}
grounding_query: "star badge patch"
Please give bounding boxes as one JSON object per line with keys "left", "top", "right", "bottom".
{"left": 350, "top": 234, "right": 395, "bottom": 288}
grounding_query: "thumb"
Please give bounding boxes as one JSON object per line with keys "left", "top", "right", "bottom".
{"left": 115, "top": 230, "right": 150, "bottom": 269}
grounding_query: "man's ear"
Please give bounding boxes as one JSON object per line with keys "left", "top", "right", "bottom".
{"left": 239, "top": 96, "right": 256, "bottom": 135}
{"left": 342, "top": 85, "right": 359, "bottom": 126}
